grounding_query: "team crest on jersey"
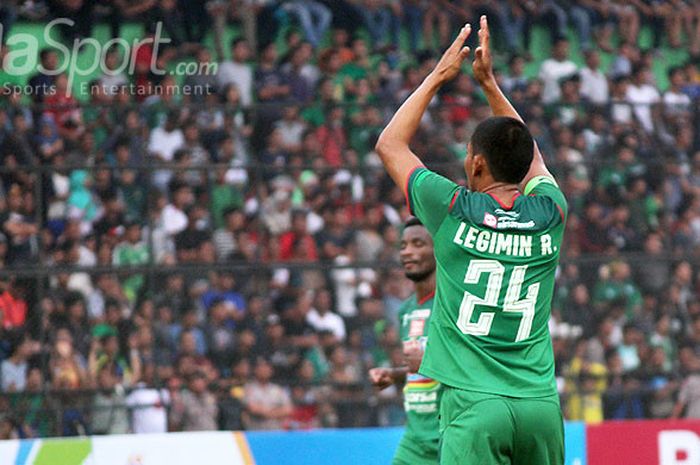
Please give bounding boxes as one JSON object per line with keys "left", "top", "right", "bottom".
{"left": 483, "top": 212, "right": 498, "bottom": 227}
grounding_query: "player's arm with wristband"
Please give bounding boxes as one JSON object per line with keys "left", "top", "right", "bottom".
{"left": 368, "top": 366, "right": 409, "bottom": 390}
{"left": 376, "top": 23, "right": 472, "bottom": 193}
{"left": 471, "top": 15, "right": 553, "bottom": 191}
{"left": 368, "top": 338, "right": 426, "bottom": 389}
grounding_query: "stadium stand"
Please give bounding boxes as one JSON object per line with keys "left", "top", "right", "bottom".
{"left": 0, "top": 0, "right": 699, "bottom": 438}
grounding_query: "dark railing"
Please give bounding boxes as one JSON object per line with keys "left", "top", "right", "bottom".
{"left": 0, "top": 373, "right": 680, "bottom": 438}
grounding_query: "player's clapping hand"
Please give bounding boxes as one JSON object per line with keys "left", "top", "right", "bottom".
{"left": 472, "top": 15, "right": 494, "bottom": 85}
{"left": 369, "top": 367, "right": 394, "bottom": 390}
{"left": 430, "top": 23, "right": 472, "bottom": 84}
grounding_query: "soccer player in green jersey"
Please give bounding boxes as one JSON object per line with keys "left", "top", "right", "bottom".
{"left": 369, "top": 217, "right": 440, "bottom": 465}
{"left": 375, "top": 16, "right": 565, "bottom": 465}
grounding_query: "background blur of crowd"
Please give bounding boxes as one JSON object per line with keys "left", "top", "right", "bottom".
{"left": 0, "top": 0, "right": 700, "bottom": 438}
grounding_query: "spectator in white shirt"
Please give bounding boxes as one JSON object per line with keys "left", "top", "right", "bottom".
{"left": 331, "top": 254, "right": 359, "bottom": 319}
{"left": 1, "top": 337, "right": 35, "bottom": 392}
{"left": 610, "top": 75, "right": 633, "bottom": 126}
{"left": 609, "top": 42, "right": 638, "bottom": 79}
{"left": 306, "top": 289, "right": 346, "bottom": 342}
{"left": 126, "top": 363, "right": 170, "bottom": 434}
{"left": 663, "top": 66, "right": 692, "bottom": 119}
{"left": 579, "top": 50, "right": 609, "bottom": 105}
{"left": 160, "top": 182, "right": 193, "bottom": 237}
{"left": 148, "top": 112, "right": 184, "bottom": 191}
{"left": 274, "top": 106, "right": 306, "bottom": 154}
{"left": 501, "top": 54, "right": 528, "bottom": 95}
{"left": 626, "top": 65, "right": 661, "bottom": 133}
{"left": 98, "top": 46, "right": 128, "bottom": 95}
{"left": 582, "top": 111, "right": 610, "bottom": 156}
{"left": 217, "top": 38, "right": 253, "bottom": 108}
{"left": 280, "top": 42, "right": 320, "bottom": 89}
{"left": 243, "top": 358, "right": 292, "bottom": 430}
{"left": 539, "top": 38, "right": 578, "bottom": 104}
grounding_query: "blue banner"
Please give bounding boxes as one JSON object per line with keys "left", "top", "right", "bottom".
{"left": 247, "top": 428, "right": 404, "bottom": 465}
{"left": 248, "top": 423, "right": 587, "bottom": 465}
{"left": 564, "top": 422, "right": 586, "bottom": 465}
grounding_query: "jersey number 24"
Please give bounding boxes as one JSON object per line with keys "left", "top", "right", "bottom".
{"left": 457, "top": 259, "right": 540, "bottom": 342}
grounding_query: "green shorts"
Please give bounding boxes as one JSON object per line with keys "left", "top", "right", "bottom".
{"left": 393, "top": 433, "right": 440, "bottom": 465}
{"left": 438, "top": 386, "right": 564, "bottom": 465}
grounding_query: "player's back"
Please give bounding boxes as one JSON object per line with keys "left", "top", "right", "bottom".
{"left": 408, "top": 168, "right": 567, "bottom": 397}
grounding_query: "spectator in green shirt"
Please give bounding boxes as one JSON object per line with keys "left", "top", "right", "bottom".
{"left": 592, "top": 261, "right": 643, "bottom": 319}
{"left": 112, "top": 221, "right": 149, "bottom": 303}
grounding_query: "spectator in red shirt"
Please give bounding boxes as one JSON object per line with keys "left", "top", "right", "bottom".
{"left": 278, "top": 210, "right": 318, "bottom": 261}
{"left": 43, "top": 73, "right": 82, "bottom": 133}
{"left": 132, "top": 34, "right": 178, "bottom": 102}
{"left": 0, "top": 279, "right": 27, "bottom": 330}
{"left": 315, "top": 106, "right": 347, "bottom": 167}
{"left": 442, "top": 73, "right": 473, "bottom": 124}
{"left": 133, "top": 33, "right": 155, "bottom": 100}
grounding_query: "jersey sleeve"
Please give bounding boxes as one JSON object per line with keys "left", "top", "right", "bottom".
{"left": 524, "top": 175, "right": 568, "bottom": 222}
{"left": 407, "top": 167, "right": 460, "bottom": 234}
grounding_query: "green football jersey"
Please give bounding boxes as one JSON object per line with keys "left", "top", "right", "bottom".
{"left": 398, "top": 293, "right": 441, "bottom": 444}
{"left": 407, "top": 168, "right": 567, "bottom": 398}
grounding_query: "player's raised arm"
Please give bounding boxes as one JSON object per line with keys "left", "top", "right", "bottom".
{"left": 471, "top": 15, "right": 553, "bottom": 190}
{"left": 376, "top": 23, "right": 472, "bottom": 191}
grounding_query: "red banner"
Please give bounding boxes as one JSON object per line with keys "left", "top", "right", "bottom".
{"left": 587, "top": 420, "right": 700, "bottom": 465}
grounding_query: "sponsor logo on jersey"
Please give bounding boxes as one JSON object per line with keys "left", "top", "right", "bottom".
{"left": 411, "top": 309, "right": 431, "bottom": 319}
{"left": 497, "top": 218, "right": 536, "bottom": 229}
{"left": 484, "top": 212, "right": 497, "bottom": 227}
{"left": 494, "top": 209, "right": 519, "bottom": 217}
{"left": 409, "top": 319, "right": 426, "bottom": 337}
{"left": 481, "top": 209, "right": 536, "bottom": 230}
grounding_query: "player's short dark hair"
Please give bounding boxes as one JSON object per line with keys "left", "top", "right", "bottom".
{"left": 470, "top": 117, "right": 534, "bottom": 184}
{"left": 404, "top": 217, "right": 424, "bottom": 229}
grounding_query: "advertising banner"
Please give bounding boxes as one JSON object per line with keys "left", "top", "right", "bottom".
{"left": 587, "top": 420, "right": 700, "bottom": 465}
{"left": 0, "top": 431, "right": 253, "bottom": 465}
{"left": 565, "top": 421, "right": 587, "bottom": 465}
{"left": 5, "top": 420, "right": 699, "bottom": 465}
{"left": 247, "top": 427, "right": 404, "bottom": 465}
{"left": 246, "top": 424, "right": 587, "bottom": 465}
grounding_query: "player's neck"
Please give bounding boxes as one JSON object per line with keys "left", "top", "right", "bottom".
{"left": 415, "top": 272, "right": 436, "bottom": 304}
{"left": 481, "top": 183, "right": 520, "bottom": 206}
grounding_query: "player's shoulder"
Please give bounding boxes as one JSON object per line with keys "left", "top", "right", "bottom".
{"left": 444, "top": 188, "right": 490, "bottom": 221}
{"left": 523, "top": 175, "right": 565, "bottom": 196}
{"left": 523, "top": 175, "right": 568, "bottom": 221}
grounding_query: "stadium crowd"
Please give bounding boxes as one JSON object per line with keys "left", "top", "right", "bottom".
{"left": 0, "top": 0, "right": 700, "bottom": 437}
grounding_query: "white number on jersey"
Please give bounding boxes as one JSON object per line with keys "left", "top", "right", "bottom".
{"left": 457, "top": 259, "right": 540, "bottom": 341}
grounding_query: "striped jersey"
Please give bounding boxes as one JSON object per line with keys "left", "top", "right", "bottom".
{"left": 398, "top": 293, "right": 441, "bottom": 443}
